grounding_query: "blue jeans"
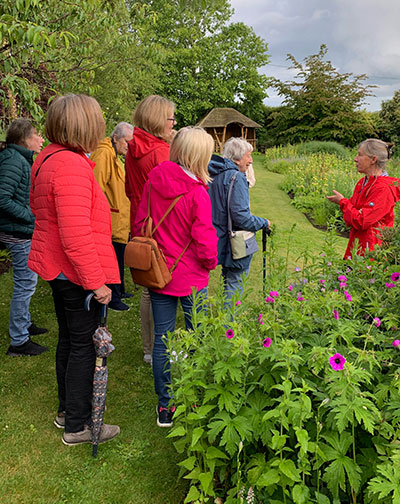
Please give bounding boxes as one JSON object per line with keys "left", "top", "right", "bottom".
{"left": 222, "top": 263, "right": 251, "bottom": 307}
{"left": 5, "top": 240, "right": 38, "bottom": 346}
{"left": 149, "top": 288, "right": 208, "bottom": 408}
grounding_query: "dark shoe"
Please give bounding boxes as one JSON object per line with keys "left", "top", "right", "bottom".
{"left": 108, "top": 300, "right": 130, "bottom": 311}
{"left": 28, "top": 322, "right": 49, "bottom": 336}
{"left": 62, "top": 423, "right": 120, "bottom": 446}
{"left": 156, "top": 405, "right": 176, "bottom": 428}
{"left": 121, "top": 292, "right": 133, "bottom": 299}
{"left": 54, "top": 411, "right": 66, "bottom": 429}
{"left": 6, "top": 338, "right": 49, "bottom": 357}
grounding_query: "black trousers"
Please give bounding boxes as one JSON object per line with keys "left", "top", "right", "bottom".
{"left": 109, "top": 241, "right": 127, "bottom": 302}
{"left": 49, "top": 279, "right": 101, "bottom": 433}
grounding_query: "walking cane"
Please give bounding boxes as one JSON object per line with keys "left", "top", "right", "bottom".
{"left": 262, "top": 227, "right": 268, "bottom": 298}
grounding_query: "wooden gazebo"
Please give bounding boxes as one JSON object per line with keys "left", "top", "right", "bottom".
{"left": 196, "top": 107, "right": 261, "bottom": 153}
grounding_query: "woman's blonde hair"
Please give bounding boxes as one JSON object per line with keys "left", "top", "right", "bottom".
{"left": 170, "top": 126, "right": 214, "bottom": 184}
{"left": 45, "top": 94, "right": 105, "bottom": 153}
{"left": 359, "top": 138, "right": 393, "bottom": 170}
{"left": 133, "top": 95, "right": 175, "bottom": 140}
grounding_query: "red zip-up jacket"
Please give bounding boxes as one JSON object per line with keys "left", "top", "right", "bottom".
{"left": 125, "top": 127, "right": 169, "bottom": 231}
{"left": 340, "top": 175, "right": 400, "bottom": 259}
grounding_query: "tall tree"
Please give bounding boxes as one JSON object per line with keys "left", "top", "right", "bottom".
{"left": 137, "top": 0, "right": 270, "bottom": 125}
{"left": 269, "top": 45, "right": 375, "bottom": 146}
{"left": 379, "top": 89, "right": 400, "bottom": 149}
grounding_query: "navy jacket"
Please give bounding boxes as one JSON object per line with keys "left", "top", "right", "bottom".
{"left": 208, "top": 154, "right": 268, "bottom": 270}
{"left": 0, "top": 144, "right": 35, "bottom": 238}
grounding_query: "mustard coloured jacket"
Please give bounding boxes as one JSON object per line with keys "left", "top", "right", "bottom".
{"left": 91, "top": 137, "right": 130, "bottom": 243}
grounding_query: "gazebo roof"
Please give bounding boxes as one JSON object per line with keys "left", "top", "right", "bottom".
{"left": 197, "top": 107, "right": 261, "bottom": 128}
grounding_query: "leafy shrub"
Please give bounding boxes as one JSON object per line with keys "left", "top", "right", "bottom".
{"left": 167, "top": 233, "right": 400, "bottom": 503}
{"left": 265, "top": 158, "right": 305, "bottom": 175}
{"left": 297, "top": 141, "right": 350, "bottom": 159}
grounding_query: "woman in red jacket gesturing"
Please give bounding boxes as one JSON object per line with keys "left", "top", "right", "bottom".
{"left": 327, "top": 139, "right": 397, "bottom": 259}
{"left": 28, "top": 94, "right": 120, "bottom": 447}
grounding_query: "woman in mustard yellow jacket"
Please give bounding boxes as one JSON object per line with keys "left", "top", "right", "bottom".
{"left": 91, "top": 122, "right": 133, "bottom": 310}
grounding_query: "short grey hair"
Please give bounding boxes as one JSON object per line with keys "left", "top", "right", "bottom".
{"left": 111, "top": 121, "right": 134, "bottom": 140}
{"left": 223, "top": 137, "right": 253, "bottom": 162}
{"left": 359, "top": 138, "right": 391, "bottom": 170}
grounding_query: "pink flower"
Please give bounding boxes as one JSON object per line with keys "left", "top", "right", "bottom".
{"left": 226, "top": 329, "right": 234, "bottom": 339}
{"left": 391, "top": 272, "right": 400, "bottom": 282}
{"left": 385, "top": 282, "right": 396, "bottom": 289}
{"left": 373, "top": 317, "right": 381, "bottom": 327}
{"left": 297, "top": 292, "right": 305, "bottom": 301}
{"left": 333, "top": 309, "right": 339, "bottom": 320}
{"left": 288, "top": 285, "right": 293, "bottom": 291}
{"left": 329, "top": 353, "right": 346, "bottom": 371}
{"left": 333, "top": 288, "right": 338, "bottom": 293}
{"left": 258, "top": 313, "right": 265, "bottom": 325}
{"left": 269, "top": 291, "right": 279, "bottom": 298}
{"left": 339, "top": 282, "right": 347, "bottom": 289}
{"left": 265, "top": 296, "right": 275, "bottom": 303}
{"left": 260, "top": 320, "right": 265, "bottom": 325}
{"left": 263, "top": 337, "right": 271, "bottom": 348}
{"left": 321, "top": 287, "right": 326, "bottom": 292}
{"left": 235, "top": 300, "right": 241, "bottom": 306}
{"left": 320, "top": 279, "right": 326, "bottom": 285}
{"left": 338, "top": 275, "right": 347, "bottom": 282}
{"left": 392, "top": 340, "right": 400, "bottom": 348}
{"left": 295, "top": 267, "right": 301, "bottom": 272}
{"left": 344, "top": 290, "right": 353, "bottom": 302}
{"left": 369, "top": 278, "right": 375, "bottom": 284}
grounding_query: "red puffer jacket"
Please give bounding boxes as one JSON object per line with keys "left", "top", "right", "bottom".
{"left": 340, "top": 175, "right": 400, "bottom": 259}
{"left": 125, "top": 127, "right": 170, "bottom": 230}
{"left": 28, "top": 144, "right": 120, "bottom": 290}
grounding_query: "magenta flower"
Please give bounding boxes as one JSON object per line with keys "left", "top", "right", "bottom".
{"left": 344, "top": 290, "right": 353, "bottom": 302}
{"left": 258, "top": 313, "right": 265, "bottom": 325}
{"left": 329, "top": 353, "right": 346, "bottom": 371}
{"left": 333, "top": 288, "right": 338, "bottom": 292}
{"left": 295, "top": 267, "right": 301, "bottom": 272}
{"left": 288, "top": 285, "right": 293, "bottom": 291}
{"left": 393, "top": 340, "right": 400, "bottom": 348}
{"left": 373, "top": 317, "right": 381, "bottom": 327}
{"left": 265, "top": 296, "right": 275, "bottom": 303}
{"left": 338, "top": 275, "right": 347, "bottom": 282}
{"left": 226, "top": 329, "right": 234, "bottom": 339}
{"left": 386, "top": 282, "right": 396, "bottom": 289}
{"left": 235, "top": 300, "right": 241, "bottom": 306}
{"left": 263, "top": 337, "right": 271, "bottom": 348}
{"left": 333, "top": 309, "right": 339, "bottom": 320}
{"left": 328, "top": 261, "right": 332, "bottom": 266}
{"left": 391, "top": 272, "right": 400, "bottom": 282}
{"left": 339, "top": 282, "right": 347, "bottom": 289}
{"left": 269, "top": 290, "right": 279, "bottom": 298}
{"left": 297, "top": 292, "right": 305, "bottom": 301}
{"left": 320, "top": 279, "right": 326, "bottom": 285}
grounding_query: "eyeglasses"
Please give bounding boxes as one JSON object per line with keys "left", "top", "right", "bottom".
{"left": 167, "top": 116, "right": 176, "bottom": 122}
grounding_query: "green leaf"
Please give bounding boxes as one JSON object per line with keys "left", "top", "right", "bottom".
{"left": 198, "top": 472, "right": 213, "bottom": 493}
{"left": 279, "top": 459, "right": 301, "bottom": 482}
{"left": 315, "top": 491, "right": 331, "bottom": 504}
{"left": 191, "top": 427, "right": 204, "bottom": 448}
{"left": 184, "top": 486, "right": 200, "bottom": 503}
{"left": 292, "top": 484, "right": 310, "bottom": 504}
{"left": 178, "top": 456, "right": 196, "bottom": 471}
{"left": 167, "top": 425, "right": 186, "bottom": 438}
{"left": 206, "top": 446, "right": 228, "bottom": 460}
{"left": 256, "top": 469, "right": 280, "bottom": 488}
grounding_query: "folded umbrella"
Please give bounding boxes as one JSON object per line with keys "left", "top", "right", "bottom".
{"left": 84, "top": 293, "right": 115, "bottom": 457}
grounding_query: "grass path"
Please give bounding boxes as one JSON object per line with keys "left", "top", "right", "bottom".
{"left": 0, "top": 153, "right": 348, "bottom": 504}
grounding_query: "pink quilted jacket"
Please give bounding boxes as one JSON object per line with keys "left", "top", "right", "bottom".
{"left": 28, "top": 144, "right": 120, "bottom": 290}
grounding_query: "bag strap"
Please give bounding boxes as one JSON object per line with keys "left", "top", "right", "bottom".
{"left": 140, "top": 182, "right": 192, "bottom": 271}
{"left": 227, "top": 171, "right": 239, "bottom": 234}
{"left": 34, "top": 149, "right": 69, "bottom": 180}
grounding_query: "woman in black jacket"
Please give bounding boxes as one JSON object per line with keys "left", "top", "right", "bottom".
{"left": 0, "top": 118, "right": 48, "bottom": 356}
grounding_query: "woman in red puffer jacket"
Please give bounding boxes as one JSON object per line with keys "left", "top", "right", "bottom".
{"left": 28, "top": 94, "right": 120, "bottom": 447}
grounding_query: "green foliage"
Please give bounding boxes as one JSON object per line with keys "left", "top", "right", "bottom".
{"left": 166, "top": 233, "right": 400, "bottom": 502}
{"left": 297, "top": 141, "right": 351, "bottom": 159}
{"left": 379, "top": 89, "right": 400, "bottom": 155}
{"left": 268, "top": 45, "right": 376, "bottom": 147}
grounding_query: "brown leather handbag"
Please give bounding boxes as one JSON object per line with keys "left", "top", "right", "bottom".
{"left": 124, "top": 184, "right": 191, "bottom": 289}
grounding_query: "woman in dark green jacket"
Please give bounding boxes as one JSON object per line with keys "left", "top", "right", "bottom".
{"left": 0, "top": 118, "right": 48, "bottom": 356}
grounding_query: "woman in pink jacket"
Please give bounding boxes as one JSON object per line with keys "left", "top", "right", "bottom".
{"left": 133, "top": 126, "right": 218, "bottom": 427}
{"left": 28, "top": 94, "right": 120, "bottom": 447}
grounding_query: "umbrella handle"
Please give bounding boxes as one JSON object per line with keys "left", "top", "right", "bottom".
{"left": 84, "top": 293, "right": 108, "bottom": 325}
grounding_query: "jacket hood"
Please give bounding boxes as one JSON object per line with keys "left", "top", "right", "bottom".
{"left": 148, "top": 160, "right": 207, "bottom": 199}
{"left": 375, "top": 176, "right": 400, "bottom": 202}
{"left": 128, "top": 127, "right": 169, "bottom": 159}
{"left": 208, "top": 154, "right": 238, "bottom": 178}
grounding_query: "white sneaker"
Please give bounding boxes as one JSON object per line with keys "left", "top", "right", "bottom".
{"left": 143, "top": 354, "right": 152, "bottom": 365}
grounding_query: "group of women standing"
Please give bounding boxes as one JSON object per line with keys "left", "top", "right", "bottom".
{"left": 0, "top": 91, "right": 397, "bottom": 445}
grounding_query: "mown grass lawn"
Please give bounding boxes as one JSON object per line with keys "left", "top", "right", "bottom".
{"left": 0, "top": 153, "right": 347, "bottom": 504}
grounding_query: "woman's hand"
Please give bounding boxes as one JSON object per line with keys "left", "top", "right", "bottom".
{"left": 93, "top": 284, "right": 112, "bottom": 304}
{"left": 326, "top": 190, "right": 345, "bottom": 205}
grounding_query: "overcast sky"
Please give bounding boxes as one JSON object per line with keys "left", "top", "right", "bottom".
{"left": 230, "top": 0, "right": 400, "bottom": 111}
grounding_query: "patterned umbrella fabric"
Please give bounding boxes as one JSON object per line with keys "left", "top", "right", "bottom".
{"left": 85, "top": 293, "right": 115, "bottom": 457}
